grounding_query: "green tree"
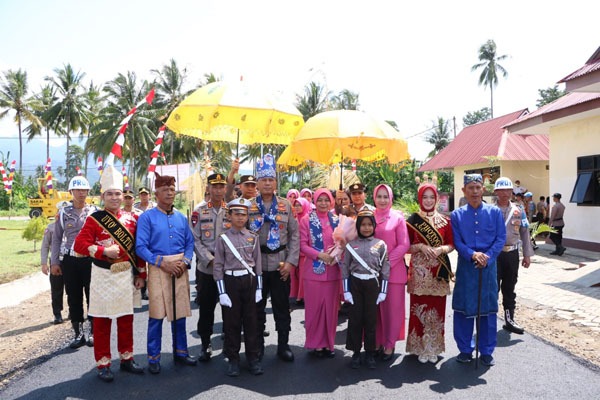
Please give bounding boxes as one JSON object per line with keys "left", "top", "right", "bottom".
{"left": 66, "top": 144, "right": 85, "bottom": 179}
{"left": 330, "top": 89, "right": 360, "bottom": 110}
{"left": 45, "top": 64, "right": 89, "bottom": 181}
{"left": 462, "top": 107, "right": 491, "bottom": 127}
{"left": 471, "top": 40, "right": 509, "bottom": 118}
{"left": 25, "top": 84, "right": 58, "bottom": 161}
{"left": 81, "top": 82, "right": 105, "bottom": 177}
{"left": 0, "top": 69, "right": 43, "bottom": 174}
{"left": 536, "top": 85, "right": 567, "bottom": 108}
{"left": 22, "top": 216, "right": 48, "bottom": 251}
{"left": 89, "top": 71, "right": 156, "bottom": 185}
{"left": 295, "top": 81, "right": 330, "bottom": 121}
{"left": 425, "top": 117, "right": 451, "bottom": 158}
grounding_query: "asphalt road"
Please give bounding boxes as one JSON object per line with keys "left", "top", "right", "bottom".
{"left": 2, "top": 267, "right": 600, "bottom": 400}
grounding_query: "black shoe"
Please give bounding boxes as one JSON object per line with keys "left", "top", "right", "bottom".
{"left": 310, "top": 349, "right": 324, "bottom": 358}
{"left": 381, "top": 349, "right": 394, "bottom": 361}
{"left": 350, "top": 352, "right": 361, "bottom": 369}
{"left": 198, "top": 345, "right": 212, "bottom": 362}
{"left": 174, "top": 355, "right": 197, "bottom": 366}
{"left": 503, "top": 309, "right": 525, "bottom": 334}
{"left": 53, "top": 314, "right": 63, "bottom": 324}
{"left": 249, "top": 360, "right": 264, "bottom": 375}
{"left": 148, "top": 362, "right": 161, "bottom": 374}
{"left": 324, "top": 349, "right": 335, "bottom": 358}
{"left": 480, "top": 354, "right": 496, "bottom": 366}
{"left": 227, "top": 361, "right": 240, "bottom": 377}
{"left": 277, "top": 345, "right": 295, "bottom": 362}
{"left": 69, "top": 327, "right": 86, "bottom": 349}
{"left": 97, "top": 367, "right": 114, "bottom": 383}
{"left": 550, "top": 250, "right": 559, "bottom": 255}
{"left": 533, "top": 245, "right": 539, "bottom": 250}
{"left": 558, "top": 246, "right": 566, "bottom": 256}
{"left": 120, "top": 359, "right": 144, "bottom": 374}
{"left": 456, "top": 352, "right": 473, "bottom": 363}
{"left": 365, "top": 353, "right": 376, "bottom": 369}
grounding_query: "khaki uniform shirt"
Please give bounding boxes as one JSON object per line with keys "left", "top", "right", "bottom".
{"left": 342, "top": 237, "right": 390, "bottom": 280}
{"left": 498, "top": 203, "right": 534, "bottom": 257}
{"left": 51, "top": 204, "right": 97, "bottom": 265}
{"left": 191, "top": 201, "right": 231, "bottom": 274}
{"left": 248, "top": 196, "right": 300, "bottom": 272}
{"left": 213, "top": 227, "right": 262, "bottom": 281}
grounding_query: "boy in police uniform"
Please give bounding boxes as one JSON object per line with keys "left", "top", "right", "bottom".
{"left": 191, "top": 172, "right": 231, "bottom": 361}
{"left": 214, "top": 197, "right": 263, "bottom": 377}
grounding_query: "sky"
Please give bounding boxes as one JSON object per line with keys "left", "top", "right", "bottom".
{"left": 1, "top": 0, "right": 599, "bottom": 175}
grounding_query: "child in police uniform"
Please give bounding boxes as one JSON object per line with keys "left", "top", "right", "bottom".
{"left": 342, "top": 210, "right": 390, "bottom": 369}
{"left": 213, "top": 198, "right": 264, "bottom": 377}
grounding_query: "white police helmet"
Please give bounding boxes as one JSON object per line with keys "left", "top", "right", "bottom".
{"left": 68, "top": 176, "right": 91, "bottom": 191}
{"left": 494, "top": 177, "right": 513, "bottom": 191}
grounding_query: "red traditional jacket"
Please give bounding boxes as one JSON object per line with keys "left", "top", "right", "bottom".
{"left": 74, "top": 209, "right": 147, "bottom": 279}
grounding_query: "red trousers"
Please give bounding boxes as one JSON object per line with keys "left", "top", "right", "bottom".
{"left": 93, "top": 314, "right": 134, "bottom": 368}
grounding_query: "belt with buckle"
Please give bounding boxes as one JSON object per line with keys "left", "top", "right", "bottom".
{"left": 225, "top": 269, "right": 250, "bottom": 277}
{"left": 64, "top": 249, "right": 86, "bottom": 258}
{"left": 502, "top": 244, "right": 518, "bottom": 252}
{"left": 260, "top": 244, "right": 287, "bottom": 254}
{"left": 352, "top": 272, "right": 377, "bottom": 280}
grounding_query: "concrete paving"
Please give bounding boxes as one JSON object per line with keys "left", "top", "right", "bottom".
{"left": 1, "top": 243, "right": 600, "bottom": 399}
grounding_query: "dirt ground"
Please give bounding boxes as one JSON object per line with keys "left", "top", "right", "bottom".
{"left": 1, "top": 290, "right": 599, "bottom": 389}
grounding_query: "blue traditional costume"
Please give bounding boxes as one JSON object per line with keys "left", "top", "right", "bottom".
{"left": 450, "top": 174, "right": 505, "bottom": 365}
{"left": 136, "top": 174, "right": 195, "bottom": 372}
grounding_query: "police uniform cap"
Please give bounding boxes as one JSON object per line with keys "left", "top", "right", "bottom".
{"left": 228, "top": 197, "right": 249, "bottom": 213}
{"left": 208, "top": 173, "right": 227, "bottom": 185}
{"left": 349, "top": 183, "right": 366, "bottom": 193}
{"left": 239, "top": 175, "right": 257, "bottom": 185}
{"left": 138, "top": 187, "right": 150, "bottom": 194}
{"left": 123, "top": 190, "right": 135, "bottom": 198}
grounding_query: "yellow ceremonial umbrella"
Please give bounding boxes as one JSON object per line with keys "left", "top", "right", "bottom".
{"left": 277, "top": 110, "right": 410, "bottom": 188}
{"left": 279, "top": 110, "right": 409, "bottom": 165}
{"left": 165, "top": 81, "right": 304, "bottom": 151}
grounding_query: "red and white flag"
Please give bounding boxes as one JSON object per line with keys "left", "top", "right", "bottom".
{"left": 0, "top": 162, "right": 7, "bottom": 193}
{"left": 147, "top": 125, "right": 165, "bottom": 180}
{"left": 106, "top": 88, "right": 155, "bottom": 166}
{"left": 45, "top": 158, "right": 53, "bottom": 195}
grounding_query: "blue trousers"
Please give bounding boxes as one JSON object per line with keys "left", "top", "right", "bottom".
{"left": 147, "top": 317, "right": 189, "bottom": 363}
{"left": 453, "top": 311, "right": 497, "bottom": 356}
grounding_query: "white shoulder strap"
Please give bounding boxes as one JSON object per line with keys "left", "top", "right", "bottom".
{"left": 220, "top": 234, "right": 256, "bottom": 276}
{"left": 345, "top": 243, "right": 379, "bottom": 281}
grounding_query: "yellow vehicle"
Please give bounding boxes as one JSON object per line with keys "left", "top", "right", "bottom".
{"left": 28, "top": 177, "right": 99, "bottom": 218}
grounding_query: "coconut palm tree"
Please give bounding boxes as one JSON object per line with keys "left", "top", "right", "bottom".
{"left": 45, "top": 64, "right": 89, "bottom": 180}
{"left": 471, "top": 39, "right": 508, "bottom": 118}
{"left": 0, "top": 69, "right": 42, "bottom": 174}
{"left": 425, "top": 117, "right": 451, "bottom": 158}
{"left": 89, "top": 71, "right": 156, "bottom": 184}
{"left": 25, "top": 84, "right": 58, "bottom": 161}
{"left": 295, "top": 81, "right": 330, "bottom": 121}
{"left": 81, "top": 82, "right": 105, "bottom": 177}
{"left": 330, "top": 89, "right": 360, "bottom": 110}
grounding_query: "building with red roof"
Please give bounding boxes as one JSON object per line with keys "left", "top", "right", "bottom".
{"left": 419, "top": 109, "right": 550, "bottom": 208}
{"left": 505, "top": 46, "right": 600, "bottom": 251}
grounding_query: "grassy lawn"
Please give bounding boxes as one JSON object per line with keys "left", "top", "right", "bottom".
{"left": 0, "top": 219, "right": 44, "bottom": 284}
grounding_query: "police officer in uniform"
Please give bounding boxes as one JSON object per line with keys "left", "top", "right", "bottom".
{"left": 348, "top": 183, "right": 375, "bottom": 212}
{"left": 214, "top": 197, "right": 263, "bottom": 376}
{"left": 50, "top": 176, "right": 97, "bottom": 348}
{"left": 191, "top": 172, "right": 231, "bottom": 361}
{"left": 248, "top": 154, "right": 300, "bottom": 362}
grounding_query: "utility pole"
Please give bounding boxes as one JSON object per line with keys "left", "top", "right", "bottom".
{"left": 453, "top": 116, "right": 456, "bottom": 138}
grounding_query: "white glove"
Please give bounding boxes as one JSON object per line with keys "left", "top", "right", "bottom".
{"left": 343, "top": 292, "right": 354, "bottom": 304}
{"left": 376, "top": 292, "right": 387, "bottom": 305}
{"left": 255, "top": 289, "right": 262, "bottom": 303}
{"left": 219, "top": 293, "right": 232, "bottom": 308}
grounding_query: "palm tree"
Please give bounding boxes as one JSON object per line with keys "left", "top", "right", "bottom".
{"left": 295, "top": 81, "right": 330, "bottom": 121}
{"left": 330, "top": 89, "right": 360, "bottom": 110}
{"left": 425, "top": 117, "right": 451, "bottom": 158}
{"left": 45, "top": 64, "right": 89, "bottom": 180}
{"left": 89, "top": 71, "right": 156, "bottom": 185}
{"left": 471, "top": 40, "right": 508, "bottom": 118}
{"left": 0, "top": 69, "right": 42, "bottom": 174}
{"left": 26, "top": 84, "right": 58, "bottom": 161}
{"left": 81, "top": 82, "right": 104, "bottom": 177}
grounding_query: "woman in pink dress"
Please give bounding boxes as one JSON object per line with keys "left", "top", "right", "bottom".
{"left": 299, "top": 189, "right": 340, "bottom": 357}
{"left": 291, "top": 197, "right": 312, "bottom": 305}
{"left": 373, "top": 184, "right": 410, "bottom": 361}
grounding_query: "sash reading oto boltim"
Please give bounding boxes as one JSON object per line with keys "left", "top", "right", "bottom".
{"left": 89, "top": 210, "right": 139, "bottom": 275}
{"left": 406, "top": 213, "right": 453, "bottom": 282}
